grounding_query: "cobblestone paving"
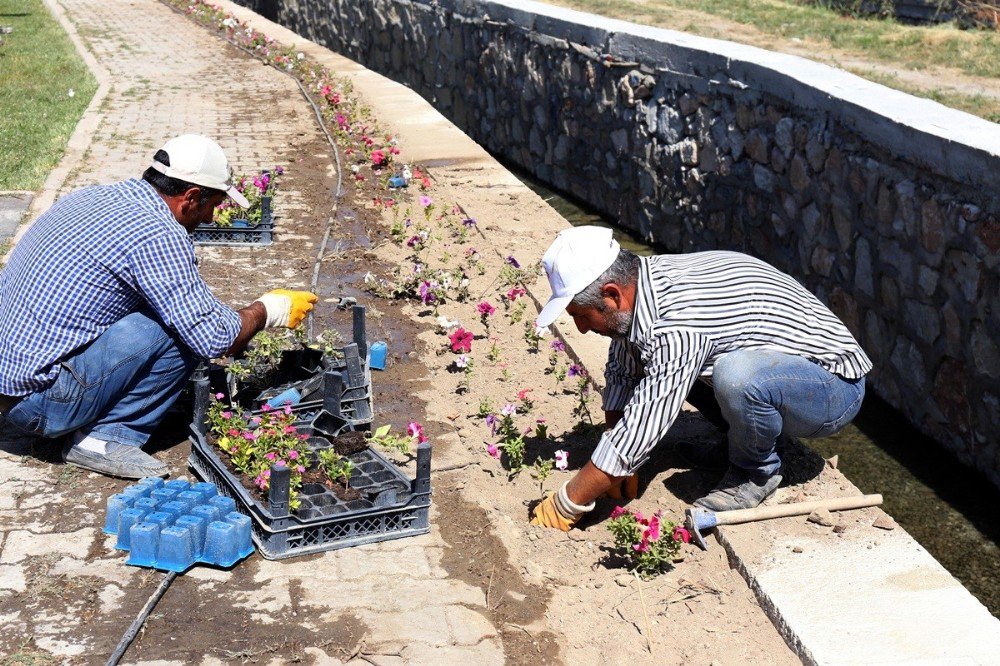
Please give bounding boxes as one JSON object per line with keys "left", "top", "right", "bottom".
{"left": 0, "top": 0, "right": 505, "bottom": 661}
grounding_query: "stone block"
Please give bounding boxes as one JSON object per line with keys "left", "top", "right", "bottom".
{"left": 904, "top": 300, "right": 941, "bottom": 346}
{"left": 770, "top": 146, "right": 787, "bottom": 174}
{"left": 972, "top": 321, "right": 1000, "bottom": 379}
{"left": 745, "top": 130, "right": 769, "bottom": 164}
{"left": 679, "top": 139, "right": 698, "bottom": 166}
{"left": 890, "top": 336, "right": 927, "bottom": 392}
{"left": 920, "top": 198, "right": 945, "bottom": 255}
{"left": 855, "top": 237, "right": 874, "bottom": 297}
{"left": 775, "top": 117, "right": 794, "bottom": 156}
{"left": 753, "top": 165, "right": 775, "bottom": 193}
{"left": 918, "top": 265, "right": 938, "bottom": 297}
{"left": 656, "top": 104, "right": 683, "bottom": 143}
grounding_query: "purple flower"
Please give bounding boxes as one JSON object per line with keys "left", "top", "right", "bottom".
{"left": 501, "top": 403, "right": 517, "bottom": 416}
{"left": 462, "top": 218, "right": 477, "bottom": 227}
{"left": 550, "top": 340, "right": 566, "bottom": 352}
{"left": 505, "top": 255, "right": 520, "bottom": 268}
{"left": 477, "top": 300, "right": 495, "bottom": 317}
{"left": 406, "top": 235, "right": 421, "bottom": 248}
{"left": 419, "top": 195, "right": 433, "bottom": 208}
{"left": 568, "top": 363, "right": 585, "bottom": 378}
{"left": 485, "top": 413, "right": 498, "bottom": 435}
{"left": 418, "top": 281, "right": 436, "bottom": 305}
{"left": 274, "top": 165, "right": 285, "bottom": 175}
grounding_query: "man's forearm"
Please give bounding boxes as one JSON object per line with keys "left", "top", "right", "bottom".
{"left": 225, "top": 302, "right": 267, "bottom": 356}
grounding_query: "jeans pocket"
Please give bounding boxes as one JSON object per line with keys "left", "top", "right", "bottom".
{"left": 46, "top": 364, "right": 86, "bottom": 404}
{"left": 810, "top": 380, "right": 865, "bottom": 438}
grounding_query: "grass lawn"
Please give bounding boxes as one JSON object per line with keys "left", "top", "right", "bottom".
{"left": 0, "top": 0, "right": 96, "bottom": 190}
{"left": 549, "top": 0, "right": 1000, "bottom": 121}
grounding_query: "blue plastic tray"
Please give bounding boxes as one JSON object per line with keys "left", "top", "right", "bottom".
{"left": 104, "top": 477, "right": 254, "bottom": 572}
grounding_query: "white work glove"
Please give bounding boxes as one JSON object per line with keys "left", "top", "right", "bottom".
{"left": 254, "top": 289, "right": 318, "bottom": 329}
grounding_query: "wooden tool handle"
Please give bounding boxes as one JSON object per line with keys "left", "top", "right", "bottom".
{"left": 715, "top": 494, "right": 883, "bottom": 526}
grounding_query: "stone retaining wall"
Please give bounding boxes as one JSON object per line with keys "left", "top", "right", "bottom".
{"left": 240, "top": 0, "right": 1000, "bottom": 485}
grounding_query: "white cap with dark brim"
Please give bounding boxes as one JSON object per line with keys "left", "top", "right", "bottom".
{"left": 536, "top": 226, "right": 621, "bottom": 328}
{"left": 150, "top": 134, "right": 250, "bottom": 208}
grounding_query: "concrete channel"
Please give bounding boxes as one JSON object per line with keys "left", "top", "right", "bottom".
{"left": 211, "top": 1, "right": 1000, "bottom": 662}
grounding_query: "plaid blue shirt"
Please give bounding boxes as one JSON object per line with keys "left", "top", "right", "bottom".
{"left": 0, "top": 178, "right": 241, "bottom": 396}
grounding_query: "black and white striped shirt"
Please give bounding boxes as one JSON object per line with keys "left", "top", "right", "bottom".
{"left": 591, "top": 251, "right": 872, "bottom": 477}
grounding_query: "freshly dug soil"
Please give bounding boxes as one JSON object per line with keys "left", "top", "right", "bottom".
{"left": 299, "top": 466, "right": 363, "bottom": 502}
{"left": 331, "top": 430, "right": 368, "bottom": 455}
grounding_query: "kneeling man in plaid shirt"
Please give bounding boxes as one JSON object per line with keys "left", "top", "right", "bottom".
{"left": 0, "top": 135, "right": 317, "bottom": 479}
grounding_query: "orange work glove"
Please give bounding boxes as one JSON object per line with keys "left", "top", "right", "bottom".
{"left": 530, "top": 482, "right": 596, "bottom": 531}
{"left": 602, "top": 473, "right": 639, "bottom": 501}
{"left": 254, "top": 289, "right": 319, "bottom": 328}
{"left": 530, "top": 493, "right": 578, "bottom": 532}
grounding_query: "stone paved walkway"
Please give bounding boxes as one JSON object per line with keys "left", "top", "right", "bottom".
{"left": 0, "top": 0, "right": 504, "bottom": 661}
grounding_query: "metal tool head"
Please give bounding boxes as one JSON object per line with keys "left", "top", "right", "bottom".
{"left": 684, "top": 507, "right": 719, "bottom": 551}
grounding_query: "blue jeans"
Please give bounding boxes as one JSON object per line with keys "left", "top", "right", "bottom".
{"left": 700, "top": 350, "right": 865, "bottom": 477}
{"left": 4, "top": 311, "right": 198, "bottom": 447}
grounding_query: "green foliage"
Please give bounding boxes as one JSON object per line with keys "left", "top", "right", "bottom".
{"left": 608, "top": 509, "right": 682, "bottom": 579}
{"left": 367, "top": 424, "right": 411, "bottom": 455}
{"left": 317, "top": 448, "right": 355, "bottom": 488}
{"left": 0, "top": 0, "right": 98, "bottom": 189}
{"left": 477, "top": 397, "right": 495, "bottom": 418}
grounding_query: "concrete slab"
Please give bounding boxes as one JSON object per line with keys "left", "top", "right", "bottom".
{"left": 0, "top": 191, "right": 32, "bottom": 241}
{"left": 721, "top": 507, "right": 1000, "bottom": 664}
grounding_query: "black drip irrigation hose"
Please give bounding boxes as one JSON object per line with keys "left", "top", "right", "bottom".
{"left": 105, "top": 571, "right": 177, "bottom": 666}
{"left": 108, "top": 11, "right": 347, "bottom": 664}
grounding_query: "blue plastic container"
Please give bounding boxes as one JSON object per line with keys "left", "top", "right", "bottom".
{"left": 369, "top": 341, "right": 387, "bottom": 371}
{"left": 105, "top": 477, "right": 254, "bottom": 571}
{"left": 265, "top": 387, "right": 302, "bottom": 410}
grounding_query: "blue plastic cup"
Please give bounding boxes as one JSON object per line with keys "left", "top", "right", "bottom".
{"left": 144, "top": 511, "right": 173, "bottom": 530}
{"left": 121, "top": 484, "right": 150, "bottom": 500}
{"left": 225, "top": 512, "right": 254, "bottom": 558}
{"left": 137, "top": 477, "right": 165, "bottom": 490}
{"left": 209, "top": 495, "right": 236, "bottom": 516}
{"left": 369, "top": 341, "right": 387, "bottom": 370}
{"left": 203, "top": 520, "right": 239, "bottom": 567}
{"left": 191, "top": 504, "right": 221, "bottom": 525}
{"left": 175, "top": 515, "right": 208, "bottom": 558}
{"left": 133, "top": 497, "right": 159, "bottom": 514}
{"left": 104, "top": 493, "right": 134, "bottom": 534}
{"left": 176, "top": 491, "right": 203, "bottom": 511}
{"left": 126, "top": 522, "right": 160, "bottom": 567}
{"left": 158, "top": 525, "right": 196, "bottom": 572}
{"left": 116, "top": 507, "right": 149, "bottom": 550}
{"left": 159, "top": 500, "right": 188, "bottom": 523}
{"left": 190, "top": 482, "right": 218, "bottom": 501}
{"left": 151, "top": 487, "right": 178, "bottom": 503}
{"left": 164, "top": 479, "right": 191, "bottom": 493}
{"left": 266, "top": 388, "right": 302, "bottom": 410}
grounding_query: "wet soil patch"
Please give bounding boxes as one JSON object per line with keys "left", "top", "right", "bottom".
{"left": 122, "top": 570, "right": 369, "bottom": 663}
{"left": 435, "top": 483, "right": 561, "bottom": 664}
{"left": 330, "top": 430, "right": 367, "bottom": 456}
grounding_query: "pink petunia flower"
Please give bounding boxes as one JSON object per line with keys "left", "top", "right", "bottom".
{"left": 486, "top": 443, "right": 500, "bottom": 459}
{"left": 214, "top": 392, "right": 225, "bottom": 400}
{"left": 610, "top": 505, "right": 627, "bottom": 519}
{"left": 419, "top": 195, "right": 433, "bottom": 208}
{"left": 449, "top": 327, "right": 473, "bottom": 353}
{"left": 407, "top": 421, "right": 427, "bottom": 443}
{"left": 672, "top": 526, "right": 692, "bottom": 544}
{"left": 265, "top": 452, "right": 276, "bottom": 461}
{"left": 477, "top": 301, "right": 495, "bottom": 317}
{"left": 554, "top": 450, "right": 568, "bottom": 470}
{"left": 221, "top": 411, "right": 232, "bottom": 419}
{"left": 287, "top": 450, "right": 299, "bottom": 460}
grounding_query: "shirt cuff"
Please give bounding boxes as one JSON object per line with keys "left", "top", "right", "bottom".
{"left": 591, "top": 434, "right": 637, "bottom": 477}
{"left": 602, "top": 382, "right": 636, "bottom": 412}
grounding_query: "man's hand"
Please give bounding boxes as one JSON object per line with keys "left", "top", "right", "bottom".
{"left": 254, "top": 289, "right": 318, "bottom": 329}
{"left": 529, "top": 493, "right": 578, "bottom": 532}
{"left": 530, "top": 481, "right": 596, "bottom": 531}
{"left": 602, "top": 473, "right": 639, "bottom": 501}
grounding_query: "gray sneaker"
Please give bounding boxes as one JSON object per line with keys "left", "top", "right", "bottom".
{"left": 694, "top": 465, "right": 782, "bottom": 512}
{"left": 62, "top": 441, "right": 168, "bottom": 479}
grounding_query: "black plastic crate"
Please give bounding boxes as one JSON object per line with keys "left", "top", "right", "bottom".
{"left": 187, "top": 412, "right": 431, "bottom": 560}
{"left": 201, "top": 305, "right": 373, "bottom": 427}
{"left": 193, "top": 196, "right": 273, "bottom": 246}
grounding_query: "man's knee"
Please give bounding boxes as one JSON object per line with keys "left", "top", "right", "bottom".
{"left": 712, "top": 351, "right": 765, "bottom": 408}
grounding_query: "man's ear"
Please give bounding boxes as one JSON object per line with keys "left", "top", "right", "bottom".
{"left": 179, "top": 187, "right": 202, "bottom": 211}
{"left": 601, "top": 283, "right": 626, "bottom": 310}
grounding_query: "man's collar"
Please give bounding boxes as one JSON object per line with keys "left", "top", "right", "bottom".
{"left": 628, "top": 256, "right": 655, "bottom": 344}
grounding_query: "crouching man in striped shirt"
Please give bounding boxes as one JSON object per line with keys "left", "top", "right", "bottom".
{"left": 0, "top": 135, "right": 317, "bottom": 479}
{"left": 530, "top": 226, "right": 871, "bottom": 531}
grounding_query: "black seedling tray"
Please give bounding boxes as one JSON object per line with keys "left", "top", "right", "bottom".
{"left": 193, "top": 196, "right": 273, "bottom": 246}
{"left": 187, "top": 412, "right": 431, "bottom": 559}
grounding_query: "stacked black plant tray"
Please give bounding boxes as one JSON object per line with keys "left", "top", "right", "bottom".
{"left": 218, "top": 305, "right": 373, "bottom": 428}
{"left": 193, "top": 195, "right": 273, "bottom": 246}
{"left": 187, "top": 305, "right": 430, "bottom": 559}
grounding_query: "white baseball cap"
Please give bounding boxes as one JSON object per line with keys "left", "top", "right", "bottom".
{"left": 149, "top": 134, "right": 250, "bottom": 208}
{"left": 536, "top": 226, "right": 621, "bottom": 328}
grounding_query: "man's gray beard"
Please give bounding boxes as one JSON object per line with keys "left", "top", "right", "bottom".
{"left": 607, "top": 309, "right": 633, "bottom": 340}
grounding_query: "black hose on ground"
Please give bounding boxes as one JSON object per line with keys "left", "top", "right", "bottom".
{"left": 105, "top": 571, "right": 177, "bottom": 666}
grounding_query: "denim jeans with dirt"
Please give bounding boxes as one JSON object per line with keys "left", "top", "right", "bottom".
{"left": 685, "top": 350, "right": 866, "bottom": 478}
{"left": 3, "top": 311, "right": 198, "bottom": 447}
